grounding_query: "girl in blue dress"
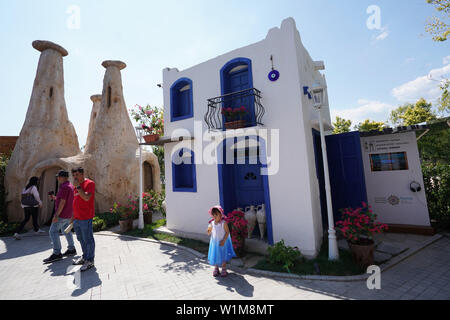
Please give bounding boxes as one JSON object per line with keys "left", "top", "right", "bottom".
{"left": 207, "top": 205, "right": 236, "bottom": 277}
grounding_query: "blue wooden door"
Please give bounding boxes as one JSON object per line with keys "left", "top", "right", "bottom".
{"left": 325, "top": 132, "right": 368, "bottom": 225}
{"left": 225, "top": 68, "right": 254, "bottom": 124}
{"left": 234, "top": 159, "right": 264, "bottom": 207}
{"left": 312, "top": 129, "right": 328, "bottom": 230}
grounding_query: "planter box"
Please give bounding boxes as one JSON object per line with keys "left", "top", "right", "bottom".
{"left": 143, "top": 134, "right": 159, "bottom": 143}
{"left": 224, "top": 120, "right": 246, "bottom": 130}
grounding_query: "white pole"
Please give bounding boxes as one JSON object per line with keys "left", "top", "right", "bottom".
{"left": 318, "top": 106, "right": 339, "bottom": 261}
{"left": 138, "top": 142, "right": 144, "bottom": 230}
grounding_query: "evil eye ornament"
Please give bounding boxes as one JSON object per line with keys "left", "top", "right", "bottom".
{"left": 268, "top": 70, "right": 280, "bottom": 82}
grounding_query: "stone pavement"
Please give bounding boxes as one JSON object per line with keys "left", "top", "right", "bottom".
{"left": 0, "top": 231, "right": 449, "bottom": 300}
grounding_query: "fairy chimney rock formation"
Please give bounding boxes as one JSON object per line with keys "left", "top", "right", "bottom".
{"left": 5, "top": 40, "right": 80, "bottom": 220}
{"left": 84, "top": 94, "right": 102, "bottom": 153}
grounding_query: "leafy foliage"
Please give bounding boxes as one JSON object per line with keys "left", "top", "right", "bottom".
{"left": 267, "top": 240, "right": 302, "bottom": 273}
{"left": 0, "top": 152, "right": 11, "bottom": 223}
{"left": 422, "top": 162, "right": 450, "bottom": 224}
{"left": 355, "top": 119, "right": 385, "bottom": 132}
{"left": 425, "top": 0, "right": 450, "bottom": 42}
{"left": 0, "top": 221, "right": 19, "bottom": 237}
{"left": 389, "top": 98, "right": 437, "bottom": 127}
{"left": 333, "top": 116, "right": 352, "bottom": 134}
{"left": 335, "top": 202, "right": 388, "bottom": 244}
{"left": 153, "top": 145, "right": 165, "bottom": 188}
{"left": 437, "top": 79, "right": 450, "bottom": 114}
{"left": 130, "top": 104, "right": 164, "bottom": 136}
{"left": 224, "top": 210, "right": 248, "bottom": 252}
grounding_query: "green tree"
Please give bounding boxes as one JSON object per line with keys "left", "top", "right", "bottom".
{"left": 388, "top": 98, "right": 437, "bottom": 126}
{"left": 425, "top": 0, "right": 450, "bottom": 42}
{"left": 153, "top": 145, "right": 165, "bottom": 190}
{"left": 437, "top": 79, "right": 450, "bottom": 114}
{"left": 332, "top": 116, "right": 352, "bottom": 134}
{"left": 355, "top": 119, "right": 385, "bottom": 132}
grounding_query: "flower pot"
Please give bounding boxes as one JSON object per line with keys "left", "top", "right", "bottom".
{"left": 144, "top": 211, "right": 153, "bottom": 225}
{"left": 256, "top": 204, "right": 266, "bottom": 240}
{"left": 348, "top": 239, "right": 375, "bottom": 267}
{"left": 234, "top": 237, "right": 246, "bottom": 258}
{"left": 224, "top": 119, "right": 246, "bottom": 130}
{"left": 143, "top": 134, "right": 159, "bottom": 143}
{"left": 119, "top": 219, "right": 132, "bottom": 233}
{"left": 244, "top": 206, "right": 257, "bottom": 239}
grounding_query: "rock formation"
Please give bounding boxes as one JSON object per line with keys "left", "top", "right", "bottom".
{"left": 5, "top": 40, "right": 80, "bottom": 224}
{"left": 6, "top": 42, "right": 161, "bottom": 225}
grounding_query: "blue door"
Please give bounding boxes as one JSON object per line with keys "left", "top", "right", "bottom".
{"left": 312, "top": 129, "right": 328, "bottom": 230}
{"left": 324, "top": 131, "right": 368, "bottom": 225}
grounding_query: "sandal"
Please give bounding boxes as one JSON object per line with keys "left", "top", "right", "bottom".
{"left": 213, "top": 267, "right": 220, "bottom": 277}
{"left": 221, "top": 269, "right": 228, "bottom": 277}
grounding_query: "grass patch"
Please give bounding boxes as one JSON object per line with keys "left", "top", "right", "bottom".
{"left": 253, "top": 241, "right": 365, "bottom": 276}
{"left": 124, "top": 219, "right": 210, "bottom": 255}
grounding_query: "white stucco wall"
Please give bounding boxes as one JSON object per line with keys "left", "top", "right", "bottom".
{"left": 360, "top": 132, "right": 431, "bottom": 227}
{"left": 162, "top": 17, "right": 330, "bottom": 257}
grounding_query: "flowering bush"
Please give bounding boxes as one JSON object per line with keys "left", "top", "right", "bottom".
{"left": 335, "top": 202, "right": 388, "bottom": 245}
{"left": 139, "top": 190, "right": 165, "bottom": 216}
{"left": 110, "top": 201, "right": 135, "bottom": 221}
{"left": 224, "top": 210, "right": 248, "bottom": 252}
{"left": 129, "top": 104, "right": 164, "bottom": 136}
{"left": 221, "top": 106, "right": 248, "bottom": 121}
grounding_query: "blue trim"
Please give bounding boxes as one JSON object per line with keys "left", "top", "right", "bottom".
{"left": 303, "top": 86, "right": 312, "bottom": 99}
{"left": 216, "top": 135, "right": 274, "bottom": 245}
{"left": 170, "top": 77, "right": 194, "bottom": 122}
{"left": 172, "top": 148, "right": 197, "bottom": 193}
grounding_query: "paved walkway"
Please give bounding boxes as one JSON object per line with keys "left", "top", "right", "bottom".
{"left": 0, "top": 231, "right": 449, "bottom": 300}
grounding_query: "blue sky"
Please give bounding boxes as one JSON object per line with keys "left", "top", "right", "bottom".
{"left": 0, "top": 0, "right": 448, "bottom": 146}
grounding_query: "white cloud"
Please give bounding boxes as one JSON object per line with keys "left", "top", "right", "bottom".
{"left": 443, "top": 55, "right": 450, "bottom": 65}
{"left": 331, "top": 100, "right": 395, "bottom": 126}
{"left": 391, "top": 62, "right": 450, "bottom": 103}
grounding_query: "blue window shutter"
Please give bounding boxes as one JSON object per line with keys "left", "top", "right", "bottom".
{"left": 170, "top": 78, "right": 194, "bottom": 122}
{"left": 172, "top": 149, "right": 197, "bottom": 192}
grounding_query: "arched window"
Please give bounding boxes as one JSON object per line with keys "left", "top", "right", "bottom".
{"left": 170, "top": 78, "right": 193, "bottom": 122}
{"left": 172, "top": 148, "right": 197, "bottom": 192}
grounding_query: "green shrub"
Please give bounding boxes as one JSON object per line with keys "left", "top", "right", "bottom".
{"left": 92, "top": 216, "right": 107, "bottom": 232}
{"left": 267, "top": 240, "right": 302, "bottom": 273}
{"left": 0, "top": 152, "right": 11, "bottom": 223}
{"left": 0, "top": 221, "right": 19, "bottom": 237}
{"left": 95, "top": 212, "right": 121, "bottom": 229}
{"left": 422, "top": 161, "right": 450, "bottom": 224}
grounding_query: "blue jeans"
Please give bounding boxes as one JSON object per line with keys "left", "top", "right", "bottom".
{"left": 49, "top": 218, "right": 75, "bottom": 255}
{"left": 73, "top": 219, "right": 95, "bottom": 262}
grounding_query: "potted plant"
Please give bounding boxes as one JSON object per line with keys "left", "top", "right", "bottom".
{"left": 335, "top": 202, "right": 388, "bottom": 267}
{"left": 129, "top": 104, "right": 164, "bottom": 143}
{"left": 224, "top": 209, "right": 248, "bottom": 257}
{"left": 222, "top": 106, "right": 248, "bottom": 129}
{"left": 110, "top": 202, "right": 134, "bottom": 233}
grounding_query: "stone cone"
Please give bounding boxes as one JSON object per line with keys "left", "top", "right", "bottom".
{"left": 5, "top": 40, "right": 79, "bottom": 222}
{"left": 84, "top": 94, "right": 102, "bottom": 152}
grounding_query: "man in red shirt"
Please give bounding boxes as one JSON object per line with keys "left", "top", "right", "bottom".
{"left": 71, "top": 167, "right": 96, "bottom": 271}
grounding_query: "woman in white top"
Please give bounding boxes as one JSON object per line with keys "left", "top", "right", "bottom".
{"left": 14, "top": 176, "right": 44, "bottom": 239}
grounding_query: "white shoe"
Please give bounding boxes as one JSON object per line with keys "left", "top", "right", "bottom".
{"left": 36, "top": 229, "right": 45, "bottom": 234}
{"left": 13, "top": 233, "right": 21, "bottom": 240}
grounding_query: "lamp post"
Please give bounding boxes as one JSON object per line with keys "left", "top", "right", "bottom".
{"left": 135, "top": 126, "right": 144, "bottom": 230}
{"left": 310, "top": 82, "right": 339, "bottom": 261}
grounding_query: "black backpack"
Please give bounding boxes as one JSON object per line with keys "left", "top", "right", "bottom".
{"left": 21, "top": 187, "right": 39, "bottom": 206}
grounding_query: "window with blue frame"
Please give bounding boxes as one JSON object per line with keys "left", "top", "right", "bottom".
{"left": 172, "top": 148, "right": 197, "bottom": 192}
{"left": 170, "top": 78, "right": 193, "bottom": 122}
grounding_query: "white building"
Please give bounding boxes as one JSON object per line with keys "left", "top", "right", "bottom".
{"left": 161, "top": 18, "right": 332, "bottom": 258}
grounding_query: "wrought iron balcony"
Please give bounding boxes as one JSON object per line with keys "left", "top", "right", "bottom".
{"left": 204, "top": 88, "right": 265, "bottom": 131}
